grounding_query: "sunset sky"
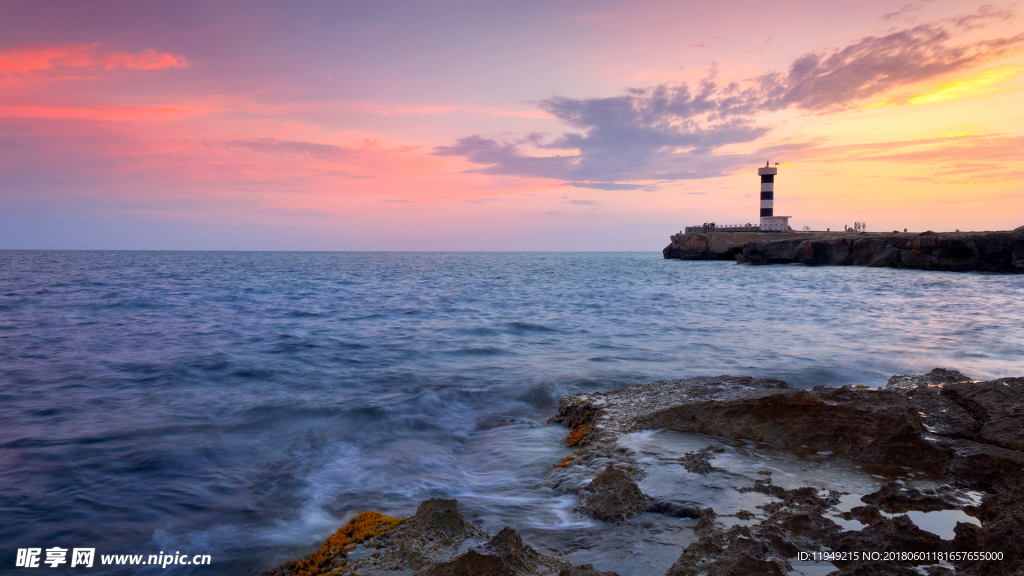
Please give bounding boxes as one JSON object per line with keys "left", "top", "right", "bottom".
{"left": 1, "top": 0, "right": 1022, "bottom": 250}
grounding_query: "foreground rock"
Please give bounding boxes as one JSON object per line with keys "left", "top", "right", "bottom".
{"left": 553, "top": 369, "right": 1024, "bottom": 491}
{"left": 679, "top": 446, "right": 725, "bottom": 474}
{"left": 575, "top": 465, "right": 651, "bottom": 522}
{"left": 553, "top": 369, "right": 1024, "bottom": 575}
{"left": 423, "top": 527, "right": 570, "bottom": 576}
{"left": 266, "top": 498, "right": 618, "bottom": 576}
{"left": 662, "top": 230, "right": 1024, "bottom": 272}
{"left": 953, "top": 476, "right": 1024, "bottom": 576}
{"left": 271, "top": 369, "right": 1024, "bottom": 576}
{"left": 556, "top": 566, "right": 619, "bottom": 576}
{"left": 667, "top": 479, "right": 844, "bottom": 576}
{"left": 264, "top": 510, "right": 406, "bottom": 576}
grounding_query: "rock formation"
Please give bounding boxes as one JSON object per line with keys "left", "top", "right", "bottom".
{"left": 272, "top": 369, "right": 1024, "bottom": 576}
{"left": 574, "top": 465, "right": 651, "bottom": 522}
{"left": 552, "top": 369, "right": 1024, "bottom": 575}
{"left": 265, "top": 498, "right": 618, "bottom": 576}
{"left": 662, "top": 231, "right": 805, "bottom": 260}
{"left": 663, "top": 230, "right": 1024, "bottom": 272}
{"left": 423, "top": 527, "right": 571, "bottom": 576}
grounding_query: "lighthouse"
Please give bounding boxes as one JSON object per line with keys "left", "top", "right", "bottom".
{"left": 758, "top": 161, "right": 790, "bottom": 232}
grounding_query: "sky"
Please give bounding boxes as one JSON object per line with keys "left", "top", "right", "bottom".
{"left": 0, "top": 0, "right": 1022, "bottom": 250}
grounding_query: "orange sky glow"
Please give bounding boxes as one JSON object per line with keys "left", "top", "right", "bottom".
{"left": 0, "top": 0, "right": 1021, "bottom": 249}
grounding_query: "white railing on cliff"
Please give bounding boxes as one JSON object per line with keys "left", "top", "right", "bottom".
{"left": 681, "top": 223, "right": 807, "bottom": 234}
{"left": 684, "top": 224, "right": 760, "bottom": 234}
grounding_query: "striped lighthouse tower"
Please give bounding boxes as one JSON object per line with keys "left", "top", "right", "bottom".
{"left": 758, "top": 161, "right": 776, "bottom": 228}
{"left": 758, "top": 161, "right": 790, "bottom": 231}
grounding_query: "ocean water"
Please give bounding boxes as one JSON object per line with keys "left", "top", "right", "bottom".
{"left": 1, "top": 251, "right": 1022, "bottom": 574}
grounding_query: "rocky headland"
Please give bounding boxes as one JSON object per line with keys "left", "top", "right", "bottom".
{"left": 663, "top": 229, "right": 1024, "bottom": 272}
{"left": 265, "top": 369, "right": 1024, "bottom": 576}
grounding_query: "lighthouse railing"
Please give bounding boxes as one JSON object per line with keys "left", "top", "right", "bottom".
{"left": 684, "top": 224, "right": 760, "bottom": 234}
{"left": 683, "top": 223, "right": 809, "bottom": 234}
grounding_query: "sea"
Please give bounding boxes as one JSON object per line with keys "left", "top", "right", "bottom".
{"left": 1, "top": 251, "right": 1022, "bottom": 575}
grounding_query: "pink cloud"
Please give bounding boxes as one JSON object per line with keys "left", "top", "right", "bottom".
{"left": 0, "top": 103, "right": 213, "bottom": 121}
{"left": 0, "top": 43, "right": 187, "bottom": 75}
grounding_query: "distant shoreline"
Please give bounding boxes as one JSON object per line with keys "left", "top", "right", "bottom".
{"left": 663, "top": 228, "right": 1024, "bottom": 272}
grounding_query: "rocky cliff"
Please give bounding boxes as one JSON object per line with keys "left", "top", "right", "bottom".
{"left": 663, "top": 229, "right": 1024, "bottom": 272}
{"left": 661, "top": 231, "right": 806, "bottom": 260}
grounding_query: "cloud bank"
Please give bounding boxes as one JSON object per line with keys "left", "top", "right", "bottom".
{"left": 435, "top": 8, "right": 1023, "bottom": 189}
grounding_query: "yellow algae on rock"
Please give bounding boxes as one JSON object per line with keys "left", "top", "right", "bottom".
{"left": 565, "top": 424, "right": 591, "bottom": 447}
{"left": 554, "top": 454, "right": 575, "bottom": 468}
{"left": 269, "top": 511, "right": 403, "bottom": 576}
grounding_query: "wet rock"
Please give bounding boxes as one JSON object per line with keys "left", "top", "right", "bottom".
{"left": 554, "top": 371, "right": 1024, "bottom": 492}
{"left": 680, "top": 446, "right": 724, "bottom": 474}
{"left": 922, "top": 567, "right": 957, "bottom": 576}
{"left": 646, "top": 500, "right": 700, "bottom": 518}
{"left": 943, "top": 377, "right": 1024, "bottom": 452}
{"left": 550, "top": 371, "right": 1024, "bottom": 576}
{"left": 557, "top": 366, "right": 1024, "bottom": 573}
{"left": 879, "top": 369, "right": 1024, "bottom": 489}
{"left": 885, "top": 368, "right": 971, "bottom": 388}
{"left": 832, "top": 514, "right": 947, "bottom": 560}
{"left": 860, "top": 482, "right": 969, "bottom": 513}
{"left": 557, "top": 565, "right": 619, "bottom": 576}
{"left": 423, "top": 527, "right": 569, "bottom": 576}
{"left": 841, "top": 505, "right": 882, "bottom": 525}
{"left": 636, "top": 384, "right": 949, "bottom": 475}
{"left": 479, "top": 527, "right": 559, "bottom": 575}
{"left": 827, "top": 516, "right": 947, "bottom": 575}
{"left": 267, "top": 499, "right": 491, "bottom": 576}
{"left": 667, "top": 483, "right": 842, "bottom": 576}
{"left": 931, "top": 434, "right": 1024, "bottom": 492}
{"left": 575, "top": 465, "right": 650, "bottom": 522}
{"left": 421, "top": 550, "right": 514, "bottom": 576}
{"left": 552, "top": 376, "right": 789, "bottom": 450}
{"left": 548, "top": 399, "right": 599, "bottom": 448}
{"left": 693, "top": 507, "right": 717, "bottom": 535}
{"left": 267, "top": 501, "right": 609, "bottom": 576}
{"left": 950, "top": 478, "right": 1024, "bottom": 576}
{"left": 702, "top": 550, "right": 788, "bottom": 576}
{"left": 887, "top": 370, "right": 979, "bottom": 439}
{"left": 826, "top": 561, "right": 922, "bottom": 575}
{"left": 403, "top": 498, "right": 485, "bottom": 544}
{"left": 668, "top": 518, "right": 822, "bottom": 575}
{"left": 264, "top": 511, "right": 403, "bottom": 576}
{"left": 666, "top": 523, "right": 787, "bottom": 576}
{"left": 381, "top": 499, "right": 489, "bottom": 572}
{"left": 739, "top": 478, "right": 787, "bottom": 498}
{"left": 770, "top": 508, "right": 842, "bottom": 549}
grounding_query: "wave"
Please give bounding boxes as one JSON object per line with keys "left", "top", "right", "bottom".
{"left": 506, "top": 321, "right": 558, "bottom": 333}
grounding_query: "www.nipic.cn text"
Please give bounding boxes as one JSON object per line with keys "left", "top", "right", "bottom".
{"left": 16, "top": 548, "right": 212, "bottom": 569}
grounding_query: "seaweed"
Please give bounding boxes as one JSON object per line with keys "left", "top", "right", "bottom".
{"left": 268, "top": 511, "right": 404, "bottom": 576}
